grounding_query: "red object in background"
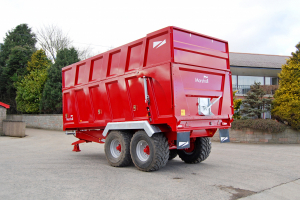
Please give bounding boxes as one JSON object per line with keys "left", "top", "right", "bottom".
{"left": 0, "top": 102, "right": 10, "bottom": 109}
{"left": 62, "top": 26, "right": 233, "bottom": 145}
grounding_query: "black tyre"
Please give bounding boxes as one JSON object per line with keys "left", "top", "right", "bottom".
{"left": 130, "top": 131, "right": 169, "bottom": 172}
{"left": 168, "top": 149, "right": 178, "bottom": 160}
{"left": 104, "top": 131, "right": 132, "bottom": 167}
{"left": 177, "top": 137, "right": 211, "bottom": 164}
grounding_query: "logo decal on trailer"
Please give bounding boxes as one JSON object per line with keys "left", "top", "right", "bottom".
{"left": 153, "top": 39, "right": 166, "bottom": 49}
{"left": 66, "top": 115, "right": 73, "bottom": 121}
{"left": 195, "top": 75, "right": 209, "bottom": 83}
{"left": 179, "top": 141, "right": 189, "bottom": 147}
{"left": 221, "top": 137, "right": 228, "bottom": 142}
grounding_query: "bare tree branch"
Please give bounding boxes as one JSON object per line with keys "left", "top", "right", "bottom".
{"left": 76, "top": 46, "right": 94, "bottom": 60}
{"left": 36, "top": 24, "right": 99, "bottom": 62}
{"left": 36, "top": 25, "right": 72, "bottom": 62}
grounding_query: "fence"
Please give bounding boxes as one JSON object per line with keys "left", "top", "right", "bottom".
{"left": 212, "top": 128, "right": 300, "bottom": 144}
{"left": 7, "top": 114, "right": 63, "bottom": 131}
{"left": 232, "top": 85, "right": 278, "bottom": 95}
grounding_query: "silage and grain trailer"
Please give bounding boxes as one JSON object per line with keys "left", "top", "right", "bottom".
{"left": 62, "top": 26, "right": 233, "bottom": 171}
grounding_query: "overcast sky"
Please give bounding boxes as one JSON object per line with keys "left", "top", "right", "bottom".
{"left": 1, "top": 0, "right": 299, "bottom": 56}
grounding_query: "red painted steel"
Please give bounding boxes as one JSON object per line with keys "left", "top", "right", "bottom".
{"left": 62, "top": 26, "right": 233, "bottom": 145}
{"left": 144, "top": 145, "right": 150, "bottom": 155}
{"left": 72, "top": 144, "right": 81, "bottom": 152}
{"left": 0, "top": 102, "right": 10, "bottom": 109}
{"left": 184, "top": 138, "right": 196, "bottom": 153}
{"left": 116, "top": 144, "right": 121, "bottom": 152}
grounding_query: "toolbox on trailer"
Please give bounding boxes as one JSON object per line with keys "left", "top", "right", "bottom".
{"left": 62, "top": 26, "right": 233, "bottom": 171}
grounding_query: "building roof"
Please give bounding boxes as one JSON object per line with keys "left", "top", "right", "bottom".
{"left": 0, "top": 102, "right": 10, "bottom": 109}
{"left": 229, "top": 52, "right": 291, "bottom": 69}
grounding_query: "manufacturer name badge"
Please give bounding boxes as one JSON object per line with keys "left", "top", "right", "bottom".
{"left": 195, "top": 76, "right": 209, "bottom": 83}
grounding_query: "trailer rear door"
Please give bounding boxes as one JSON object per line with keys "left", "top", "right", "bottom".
{"left": 171, "top": 28, "right": 233, "bottom": 124}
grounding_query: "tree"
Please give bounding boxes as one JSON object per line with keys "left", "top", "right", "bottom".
{"left": 240, "top": 82, "right": 272, "bottom": 119}
{"left": 0, "top": 24, "right": 36, "bottom": 113}
{"left": 0, "top": 24, "right": 36, "bottom": 67}
{"left": 36, "top": 25, "right": 92, "bottom": 61}
{"left": 290, "top": 42, "right": 300, "bottom": 63}
{"left": 272, "top": 42, "right": 300, "bottom": 130}
{"left": 36, "top": 25, "right": 72, "bottom": 62}
{"left": 40, "top": 48, "right": 80, "bottom": 113}
{"left": 76, "top": 46, "right": 94, "bottom": 60}
{"left": 15, "top": 50, "right": 51, "bottom": 113}
{"left": 233, "top": 90, "right": 242, "bottom": 119}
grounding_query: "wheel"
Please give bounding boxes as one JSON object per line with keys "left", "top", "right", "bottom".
{"left": 104, "top": 131, "right": 132, "bottom": 167}
{"left": 168, "top": 149, "right": 177, "bottom": 160}
{"left": 177, "top": 137, "right": 211, "bottom": 164}
{"left": 130, "top": 131, "right": 169, "bottom": 172}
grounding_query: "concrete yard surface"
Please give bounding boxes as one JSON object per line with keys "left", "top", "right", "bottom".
{"left": 0, "top": 128, "right": 300, "bottom": 200}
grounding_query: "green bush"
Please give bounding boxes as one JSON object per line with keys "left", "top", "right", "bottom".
{"left": 231, "top": 119, "right": 286, "bottom": 133}
{"left": 272, "top": 42, "right": 300, "bottom": 131}
{"left": 233, "top": 90, "right": 242, "bottom": 119}
{"left": 240, "top": 82, "right": 272, "bottom": 119}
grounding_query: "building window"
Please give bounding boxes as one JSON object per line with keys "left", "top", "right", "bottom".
{"left": 234, "top": 76, "right": 278, "bottom": 95}
{"left": 237, "top": 76, "right": 263, "bottom": 94}
{"left": 232, "top": 75, "right": 237, "bottom": 91}
{"left": 265, "top": 77, "right": 271, "bottom": 85}
{"left": 238, "top": 76, "right": 264, "bottom": 86}
{"left": 265, "top": 77, "right": 278, "bottom": 85}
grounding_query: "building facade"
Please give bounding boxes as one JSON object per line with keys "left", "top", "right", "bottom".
{"left": 229, "top": 52, "right": 290, "bottom": 97}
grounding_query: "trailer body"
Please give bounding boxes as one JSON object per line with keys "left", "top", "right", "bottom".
{"left": 62, "top": 26, "right": 233, "bottom": 171}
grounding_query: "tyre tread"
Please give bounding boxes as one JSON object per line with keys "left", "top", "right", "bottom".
{"left": 131, "top": 131, "right": 169, "bottom": 172}
{"left": 118, "top": 131, "right": 133, "bottom": 167}
{"left": 178, "top": 137, "right": 211, "bottom": 164}
{"left": 104, "top": 131, "right": 132, "bottom": 167}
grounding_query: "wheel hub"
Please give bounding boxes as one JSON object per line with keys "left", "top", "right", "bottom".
{"left": 184, "top": 138, "right": 195, "bottom": 153}
{"left": 136, "top": 140, "right": 150, "bottom": 162}
{"left": 110, "top": 139, "right": 121, "bottom": 158}
{"left": 143, "top": 145, "right": 150, "bottom": 155}
{"left": 116, "top": 144, "right": 121, "bottom": 152}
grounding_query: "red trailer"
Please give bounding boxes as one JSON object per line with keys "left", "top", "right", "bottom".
{"left": 62, "top": 26, "right": 233, "bottom": 171}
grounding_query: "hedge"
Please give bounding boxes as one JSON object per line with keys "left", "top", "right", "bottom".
{"left": 231, "top": 119, "right": 286, "bottom": 133}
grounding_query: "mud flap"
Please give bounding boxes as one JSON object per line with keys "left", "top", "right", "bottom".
{"left": 219, "top": 129, "right": 230, "bottom": 143}
{"left": 177, "top": 132, "right": 190, "bottom": 149}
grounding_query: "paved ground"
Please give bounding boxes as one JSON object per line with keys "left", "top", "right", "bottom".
{"left": 0, "top": 128, "right": 300, "bottom": 200}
